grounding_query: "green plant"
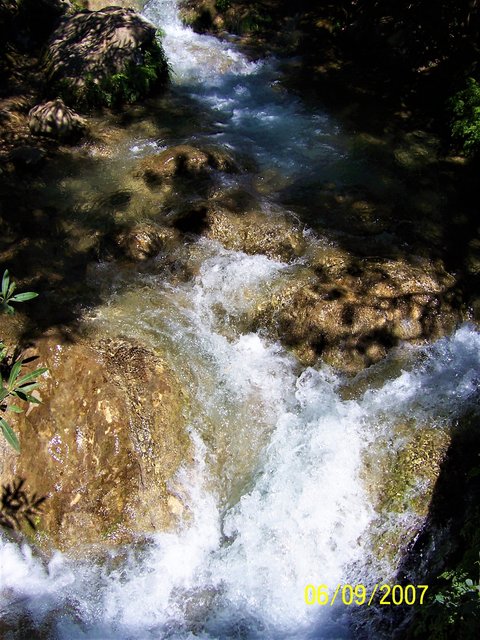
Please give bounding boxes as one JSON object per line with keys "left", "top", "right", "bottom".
{"left": 450, "top": 77, "right": 480, "bottom": 154}
{"left": 0, "top": 270, "right": 46, "bottom": 452}
{"left": 55, "top": 41, "right": 169, "bottom": 109}
{"left": 0, "top": 269, "right": 38, "bottom": 314}
{"left": 215, "top": 0, "right": 232, "bottom": 11}
{"left": 410, "top": 564, "right": 480, "bottom": 639}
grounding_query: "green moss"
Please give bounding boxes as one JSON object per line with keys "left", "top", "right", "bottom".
{"left": 450, "top": 77, "right": 480, "bottom": 155}
{"left": 55, "top": 40, "right": 169, "bottom": 109}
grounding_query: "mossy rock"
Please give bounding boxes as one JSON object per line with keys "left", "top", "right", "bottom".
{"left": 43, "top": 7, "right": 169, "bottom": 109}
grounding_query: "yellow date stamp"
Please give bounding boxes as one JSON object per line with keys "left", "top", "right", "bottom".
{"left": 304, "top": 584, "right": 429, "bottom": 606}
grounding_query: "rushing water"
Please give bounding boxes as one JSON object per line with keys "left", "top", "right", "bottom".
{"left": 1, "top": 1, "right": 479, "bottom": 639}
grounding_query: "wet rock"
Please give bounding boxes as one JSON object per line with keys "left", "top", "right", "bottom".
{"left": 363, "top": 421, "right": 450, "bottom": 567}
{"left": 85, "top": 0, "right": 146, "bottom": 10}
{"left": 28, "top": 99, "right": 87, "bottom": 141}
{"left": 43, "top": 7, "right": 169, "bottom": 108}
{"left": 250, "top": 254, "right": 461, "bottom": 373}
{"left": 205, "top": 206, "right": 306, "bottom": 262}
{"left": 8, "top": 145, "right": 46, "bottom": 168}
{"left": 136, "top": 144, "right": 238, "bottom": 186}
{"left": 0, "top": 333, "right": 191, "bottom": 550}
{"left": 113, "top": 222, "right": 178, "bottom": 261}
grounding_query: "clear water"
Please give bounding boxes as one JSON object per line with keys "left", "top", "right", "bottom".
{"left": 1, "top": 2, "right": 479, "bottom": 639}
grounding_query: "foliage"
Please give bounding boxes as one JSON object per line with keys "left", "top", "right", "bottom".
{"left": 0, "top": 478, "right": 45, "bottom": 530}
{"left": 215, "top": 0, "right": 231, "bottom": 11}
{"left": 0, "top": 269, "right": 38, "bottom": 315}
{"left": 450, "top": 78, "right": 480, "bottom": 155}
{"left": 56, "top": 41, "right": 169, "bottom": 109}
{"left": 0, "top": 270, "right": 46, "bottom": 452}
{"left": 409, "top": 565, "right": 480, "bottom": 639}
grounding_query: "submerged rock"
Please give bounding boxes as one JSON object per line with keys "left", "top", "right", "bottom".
{"left": 0, "top": 333, "right": 191, "bottom": 549}
{"left": 43, "top": 7, "right": 169, "bottom": 108}
{"left": 113, "top": 221, "right": 178, "bottom": 261}
{"left": 28, "top": 99, "right": 87, "bottom": 140}
{"left": 136, "top": 144, "right": 238, "bottom": 186}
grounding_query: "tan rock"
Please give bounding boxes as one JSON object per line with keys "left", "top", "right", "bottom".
{"left": 0, "top": 334, "right": 191, "bottom": 550}
{"left": 136, "top": 144, "right": 238, "bottom": 186}
{"left": 205, "top": 206, "right": 305, "bottom": 262}
{"left": 28, "top": 99, "right": 87, "bottom": 140}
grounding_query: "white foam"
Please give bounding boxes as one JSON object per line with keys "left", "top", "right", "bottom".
{"left": 142, "top": 0, "right": 343, "bottom": 176}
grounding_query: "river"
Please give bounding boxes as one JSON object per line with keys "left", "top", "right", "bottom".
{"left": 0, "top": 1, "right": 479, "bottom": 638}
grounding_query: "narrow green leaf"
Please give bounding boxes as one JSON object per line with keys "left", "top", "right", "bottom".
{"left": 16, "top": 382, "right": 39, "bottom": 394}
{"left": 6, "top": 404, "right": 23, "bottom": 413}
{"left": 0, "top": 417, "right": 20, "bottom": 452}
{"left": 7, "top": 282, "right": 16, "bottom": 298}
{"left": 14, "top": 390, "right": 40, "bottom": 404}
{"left": 16, "top": 367, "right": 47, "bottom": 386}
{"left": 10, "top": 292, "right": 38, "bottom": 303}
{"left": 23, "top": 394, "right": 40, "bottom": 404}
{"left": 8, "top": 359, "right": 23, "bottom": 390}
{"left": 0, "top": 387, "right": 9, "bottom": 403}
{"left": 1, "top": 270, "right": 9, "bottom": 298}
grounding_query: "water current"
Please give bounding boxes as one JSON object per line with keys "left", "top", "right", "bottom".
{"left": 1, "top": 1, "right": 479, "bottom": 638}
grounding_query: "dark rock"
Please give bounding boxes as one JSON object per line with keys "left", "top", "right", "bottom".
{"left": 8, "top": 145, "right": 46, "bottom": 168}
{"left": 113, "top": 222, "right": 177, "bottom": 261}
{"left": 136, "top": 144, "right": 238, "bottom": 186}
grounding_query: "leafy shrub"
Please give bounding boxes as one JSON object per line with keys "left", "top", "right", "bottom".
{"left": 450, "top": 77, "right": 480, "bottom": 155}
{"left": 409, "top": 567, "right": 480, "bottom": 639}
{"left": 0, "top": 270, "right": 46, "bottom": 452}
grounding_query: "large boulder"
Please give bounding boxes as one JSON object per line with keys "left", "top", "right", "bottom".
{"left": 0, "top": 333, "right": 191, "bottom": 550}
{"left": 132, "top": 144, "right": 239, "bottom": 209}
{"left": 112, "top": 221, "right": 179, "bottom": 261}
{"left": 42, "top": 7, "right": 169, "bottom": 108}
{"left": 250, "top": 254, "right": 461, "bottom": 373}
{"left": 28, "top": 99, "right": 87, "bottom": 140}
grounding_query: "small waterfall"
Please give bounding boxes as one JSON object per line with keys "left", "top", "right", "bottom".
{"left": 1, "top": 2, "right": 479, "bottom": 639}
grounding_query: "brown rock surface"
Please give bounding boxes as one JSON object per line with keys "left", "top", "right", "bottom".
{"left": 0, "top": 333, "right": 191, "bottom": 550}
{"left": 250, "top": 253, "right": 461, "bottom": 373}
{"left": 136, "top": 144, "right": 238, "bottom": 186}
{"left": 204, "top": 205, "right": 305, "bottom": 262}
{"left": 43, "top": 7, "right": 168, "bottom": 108}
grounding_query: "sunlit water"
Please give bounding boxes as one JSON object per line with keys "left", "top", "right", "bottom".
{"left": 1, "top": 2, "right": 479, "bottom": 638}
